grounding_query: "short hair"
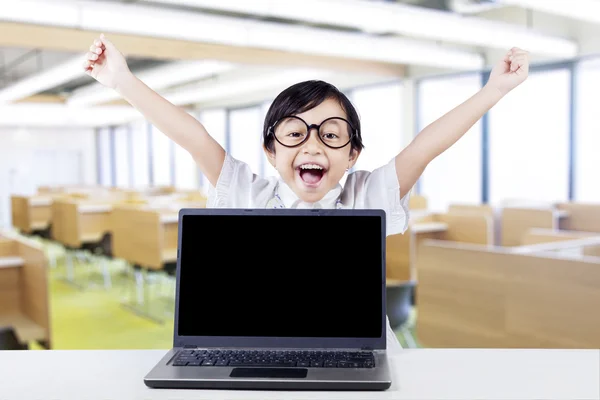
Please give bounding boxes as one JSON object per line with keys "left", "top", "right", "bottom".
{"left": 262, "top": 80, "right": 364, "bottom": 153}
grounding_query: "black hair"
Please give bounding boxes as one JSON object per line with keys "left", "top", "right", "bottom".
{"left": 262, "top": 80, "right": 363, "bottom": 154}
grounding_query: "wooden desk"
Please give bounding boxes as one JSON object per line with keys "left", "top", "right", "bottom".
{"left": 10, "top": 195, "right": 53, "bottom": 234}
{"left": 386, "top": 221, "right": 448, "bottom": 282}
{"left": 111, "top": 202, "right": 203, "bottom": 322}
{"left": 416, "top": 239, "right": 600, "bottom": 349}
{"left": 0, "top": 349, "right": 597, "bottom": 399}
{"left": 51, "top": 199, "right": 113, "bottom": 248}
{"left": 0, "top": 233, "right": 51, "bottom": 348}
{"left": 111, "top": 206, "right": 179, "bottom": 270}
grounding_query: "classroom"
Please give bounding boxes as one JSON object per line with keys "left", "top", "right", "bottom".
{"left": 1, "top": 0, "right": 600, "bottom": 398}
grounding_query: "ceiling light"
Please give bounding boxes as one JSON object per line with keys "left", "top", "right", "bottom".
{"left": 0, "top": 55, "right": 84, "bottom": 105}
{"left": 0, "top": 103, "right": 138, "bottom": 127}
{"left": 68, "top": 60, "right": 236, "bottom": 106}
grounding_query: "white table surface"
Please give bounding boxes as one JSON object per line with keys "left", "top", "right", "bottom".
{"left": 1, "top": 349, "right": 598, "bottom": 400}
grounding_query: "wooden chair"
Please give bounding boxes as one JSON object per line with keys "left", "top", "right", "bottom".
{"left": 0, "top": 233, "right": 51, "bottom": 349}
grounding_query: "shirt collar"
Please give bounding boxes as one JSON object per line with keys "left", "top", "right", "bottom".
{"left": 276, "top": 178, "right": 342, "bottom": 209}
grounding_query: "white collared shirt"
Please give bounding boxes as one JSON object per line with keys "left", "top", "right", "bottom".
{"left": 206, "top": 153, "right": 410, "bottom": 351}
{"left": 207, "top": 153, "right": 411, "bottom": 236}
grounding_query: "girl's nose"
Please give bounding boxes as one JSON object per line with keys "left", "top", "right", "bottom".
{"left": 301, "top": 128, "right": 323, "bottom": 155}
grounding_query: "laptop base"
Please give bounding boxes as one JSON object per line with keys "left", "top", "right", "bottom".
{"left": 144, "top": 377, "right": 391, "bottom": 391}
{"left": 144, "top": 348, "right": 392, "bottom": 391}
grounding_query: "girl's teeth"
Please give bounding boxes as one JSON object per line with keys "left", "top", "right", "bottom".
{"left": 300, "top": 164, "right": 322, "bottom": 170}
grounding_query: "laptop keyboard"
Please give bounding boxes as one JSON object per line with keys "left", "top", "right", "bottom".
{"left": 172, "top": 349, "right": 375, "bottom": 368}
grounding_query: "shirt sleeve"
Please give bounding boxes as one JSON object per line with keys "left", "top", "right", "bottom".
{"left": 206, "top": 153, "right": 273, "bottom": 208}
{"left": 343, "top": 157, "right": 410, "bottom": 236}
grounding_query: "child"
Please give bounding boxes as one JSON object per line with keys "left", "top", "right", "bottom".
{"left": 83, "top": 34, "right": 529, "bottom": 349}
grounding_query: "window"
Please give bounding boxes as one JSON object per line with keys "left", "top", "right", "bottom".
{"left": 488, "top": 68, "right": 570, "bottom": 205}
{"left": 174, "top": 142, "right": 198, "bottom": 190}
{"left": 197, "top": 109, "right": 227, "bottom": 189}
{"left": 130, "top": 120, "right": 150, "bottom": 188}
{"left": 417, "top": 74, "right": 483, "bottom": 212}
{"left": 260, "top": 100, "right": 278, "bottom": 178}
{"left": 97, "top": 127, "right": 112, "bottom": 186}
{"left": 151, "top": 125, "right": 173, "bottom": 186}
{"left": 350, "top": 82, "right": 403, "bottom": 173}
{"left": 229, "top": 106, "right": 263, "bottom": 176}
{"left": 574, "top": 58, "right": 600, "bottom": 202}
{"left": 113, "top": 125, "right": 130, "bottom": 188}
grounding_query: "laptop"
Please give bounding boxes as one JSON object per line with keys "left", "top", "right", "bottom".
{"left": 144, "top": 208, "right": 392, "bottom": 391}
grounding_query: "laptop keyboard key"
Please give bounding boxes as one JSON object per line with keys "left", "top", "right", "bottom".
{"left": 174, "top": 349, "right": 375, "bottom": 368}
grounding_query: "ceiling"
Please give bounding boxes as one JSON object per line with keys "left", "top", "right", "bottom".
{"left": 0, "top": 0, "right": 510, "bottom": 92}
{"left": 0, "top": 0, "right": 596, "bottom": 127}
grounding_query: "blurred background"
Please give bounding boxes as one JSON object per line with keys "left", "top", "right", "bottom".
{"left": 1, "top": 0, "right": 600, "bottom": 351}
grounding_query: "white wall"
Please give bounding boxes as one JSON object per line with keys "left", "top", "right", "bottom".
{"left": 0, "top": 127, "right": 96, "bottom": 229}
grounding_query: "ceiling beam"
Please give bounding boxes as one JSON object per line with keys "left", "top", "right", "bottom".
{"left": 0, "top": 22, "right": 405, "bottom": 77}
{"left": 16, "top": 94, "right": 66, "bottom": 104}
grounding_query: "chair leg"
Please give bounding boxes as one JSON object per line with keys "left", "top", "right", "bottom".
{"left": 48, "top": 254, "right": 57, "bottom": 269}
{"left": 101, "top": 258, "right": 112, "bottom": 290}
{"left": 65, "top": 253, "right": 75, "bottom": 282}
{"left": 400, "top": 327, "right": 418, "bottom": 348}
{"left": 61, "top": 252, "right": 84, "bottom": 290}
{"left": 121, "top": 267, "right": 164, "bottom": 324}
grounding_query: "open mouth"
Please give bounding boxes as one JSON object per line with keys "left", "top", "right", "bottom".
{"left": 297, "top": 163, "right": 327, "bottom": 187}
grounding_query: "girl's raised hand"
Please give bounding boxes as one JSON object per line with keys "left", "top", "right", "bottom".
{"left": 486, "top": 47, "right": 530, "bottom": 96}
{"left": 83, "top": 34, "right": 131, "bottom": 90}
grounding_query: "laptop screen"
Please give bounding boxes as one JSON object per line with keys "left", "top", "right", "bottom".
{"left": 177, "top": 213, "right": 383, "bottom": 339}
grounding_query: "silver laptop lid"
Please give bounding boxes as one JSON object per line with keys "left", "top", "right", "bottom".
{"left": 173, "top": 208, "right": 387, "bottom": 350}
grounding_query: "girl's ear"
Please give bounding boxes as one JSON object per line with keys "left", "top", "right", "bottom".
{"left": 348, "top": 148, "right": 360, "bottom": 169}
{"left": 263, "top": 145, "right": 276, "bottom": 167}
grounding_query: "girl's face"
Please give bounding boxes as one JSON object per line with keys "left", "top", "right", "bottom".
{"left": 265, "top": 98, "right": 359, "bottom": 203}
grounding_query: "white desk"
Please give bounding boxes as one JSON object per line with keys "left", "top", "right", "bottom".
{"left": 0, "top": 349, "right": 598, "bottom": 399}
{"left": 0, "top": 256, "right": 24, "bottom": 268}
{"left": 78, "top": 204, "right": 113, "bottom": 213}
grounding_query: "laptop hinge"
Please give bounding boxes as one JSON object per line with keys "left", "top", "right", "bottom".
{"left": 183, "top": 345, "right": 196, "bottom": 348}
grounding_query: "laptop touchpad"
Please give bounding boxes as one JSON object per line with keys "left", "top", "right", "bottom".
{"left": 230, "top": 368, "right": 308, "bottom": 379}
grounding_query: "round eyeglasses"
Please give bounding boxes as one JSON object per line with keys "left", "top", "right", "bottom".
{"left": 269, "top": 116, "right": 356, "bottom": 149}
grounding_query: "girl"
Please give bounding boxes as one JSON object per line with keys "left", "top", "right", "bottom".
{"left": 83, "top": 34, "right": 529, "bottom": 349}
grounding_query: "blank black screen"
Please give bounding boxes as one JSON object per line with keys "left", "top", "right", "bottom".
{"left": 177, "top": 213, "right": 383, "bottom": 338}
